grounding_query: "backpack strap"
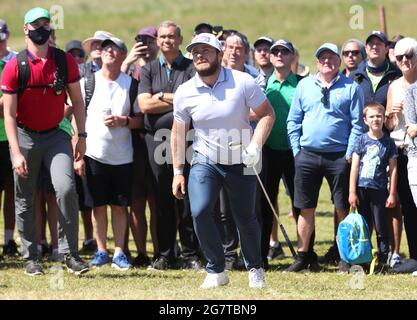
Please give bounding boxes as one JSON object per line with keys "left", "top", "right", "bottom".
{"left": 17, "top": 48, "right": 68, "bottom": 95}
{"left": 84, "top": 71, "right": 95, "bottom": 111}
{"left": 17, "top": 50, "right": 30, "bottom": 94}
{"left": 129, "top": 77, "right": 139, "bottom": 117}
{"left": 53, "top": 47, "right": 68, "bottom": 84}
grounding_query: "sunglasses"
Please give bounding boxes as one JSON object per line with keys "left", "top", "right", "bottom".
{"left": 321, "top": 87, "right": 329, "bottom": 106}
{"left": 342, "top": 50, "right": 360, "bottom": 57}
{"left": 271, "top": 48, "right": 290, "bottom": 56}
{"left": 396, "top": 53, "right": 415, "bottom": 62}
{"left": 102, "top": 44, "right": 122, "bottom": 52}
{"left": 255, "top": 47, "right": 270, "bottom": 53}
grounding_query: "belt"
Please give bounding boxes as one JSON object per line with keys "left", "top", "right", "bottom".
{"left": 17, "top": 124, "right": 58, "bottom": 134}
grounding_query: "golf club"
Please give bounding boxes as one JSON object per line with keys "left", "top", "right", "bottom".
{"left": 229, "top": 142, "right": 298, "bottom": 258}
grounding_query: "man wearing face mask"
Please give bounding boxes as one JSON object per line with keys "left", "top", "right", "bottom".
{"left": 1, "top": 7, "right": 89, "bottom": 276}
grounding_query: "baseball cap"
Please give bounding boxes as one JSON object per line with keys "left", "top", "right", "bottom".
{"left": 101, "top": 36, "right": 128, "bottom": 54}
{"left": 0, "top": 19, "right": 8, "bottom": 41}
{"left": 365, "top": 30, "right": 388, "bottom": 45}
{"left": 254, "top": 36, "right": 274, "bottom": 48}
{"left": 186, "top": 33, "right": 222, "bottom": 52}
{"left": 315, "top": 43, "right": 339, "bottom": 58}
{"left": 65, "top": 40, "right": 84, "bottom": 53}
{"left": 24, "top": 7, "right": 50, "bottom": 25}
{"left": 82, "top": 30, "right": 114, "bottom": 54}
{"left": 270, "top": 39, "right": 295, "bottom": 53}
{"left": 136, "top": 26, "right": 157, "bottom": 39}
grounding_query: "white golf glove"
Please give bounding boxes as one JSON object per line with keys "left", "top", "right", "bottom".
{"left": 242, "top": 143, "right": 261, "bottom": 167}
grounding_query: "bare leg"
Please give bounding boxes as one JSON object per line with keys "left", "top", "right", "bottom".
{"left": 81, "top": 207, "right": 94, "bottom": 241}
{"left": 297, "top": 208, "right": 316, "bottom": 252}
{"left": 45, "top": 192, "right": 59, "bottom": 250}
{"left": 111, "top": 205, "right": 128, "bottom": 255}
{"left": 148, "top": 195, "right": 159, "bottom": 255}
{"left": 92, "top": 205, "right": 108, "bottom": 252}
{"left": 130, "top": 197, "right": 148, "bottom": 254}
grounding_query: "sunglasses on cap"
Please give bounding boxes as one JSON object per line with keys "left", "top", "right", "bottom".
{"left": 342, "top": 50, "right": 360, "bottom": 57}
{"left": 396, "top": 53, "right": 415, "bottom": 62}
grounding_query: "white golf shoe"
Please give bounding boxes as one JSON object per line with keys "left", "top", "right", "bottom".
{"left": 200, "top": 271, "right": 229, "bottom": 289}
{"left": 248, "top": 267, "right": 267, "bottom": 288}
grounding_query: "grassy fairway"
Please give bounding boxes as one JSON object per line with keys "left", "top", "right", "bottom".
{"left": 1, "top": 183, "right": 417, "bottom": 300}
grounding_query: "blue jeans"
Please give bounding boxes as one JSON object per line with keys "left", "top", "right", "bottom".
{"left": 188, "top": 152, "right": 262, "bottom": 273}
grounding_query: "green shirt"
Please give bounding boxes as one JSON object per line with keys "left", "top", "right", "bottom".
{"left": 265, "top": 72, "right": 298, "bottom": 150}
{"left": 366, "top": 64, "right": 389, "bottom": 93}
{"left": 0, "top": 60, "right": 6, "bottom": 142}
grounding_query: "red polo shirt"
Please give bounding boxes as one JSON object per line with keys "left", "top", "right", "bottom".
{"left": 1, "top": 47, "right": 80, "bottom": 131}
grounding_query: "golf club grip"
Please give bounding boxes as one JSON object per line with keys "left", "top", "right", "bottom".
{"left": 279, "top": 223, "right": 297, "bottom": 258}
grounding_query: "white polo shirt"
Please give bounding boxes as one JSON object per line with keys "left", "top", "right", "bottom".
{"left": 174, "top": 67, "right": 266, "bottom": 164}
{"left": 82, "top": 70, "right": 139, "bottom": 165}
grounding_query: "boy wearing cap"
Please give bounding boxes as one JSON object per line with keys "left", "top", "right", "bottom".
{"left": 172, "top": 33, "right": 275, "bottom": 288}
{"left": 1, "top": 7, "right": 89, "bottom": 276}
{"left": 286, "top": 43, "right": 364, "bottom": 272}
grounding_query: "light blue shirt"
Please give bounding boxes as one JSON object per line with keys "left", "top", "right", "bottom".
{"left": 174, "top": 67, "right": 266, "bottom": 164}
{"left": 287, "top": 72, "right": 364, "bottom": 158}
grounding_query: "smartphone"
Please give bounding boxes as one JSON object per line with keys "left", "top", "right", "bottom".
{"left": 135, "top": 34, "right": 148, "bottom": 45}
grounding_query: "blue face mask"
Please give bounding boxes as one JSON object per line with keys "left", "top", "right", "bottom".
{"left": 28, "top": 26, "right": 51, "bottom": 45}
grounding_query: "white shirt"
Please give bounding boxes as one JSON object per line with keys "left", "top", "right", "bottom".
{"left": 174, "top": 67, "right": 266, "bottom": 164}
{"left": 82, "top": 70, "right": 139, "bottom": 165}
{"left": 390, "top": 77, "right": 409, "bottom": 148}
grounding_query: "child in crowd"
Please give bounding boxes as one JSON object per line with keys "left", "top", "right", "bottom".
{"left": 349, "top": 102, "right": 398, "bottom": 266}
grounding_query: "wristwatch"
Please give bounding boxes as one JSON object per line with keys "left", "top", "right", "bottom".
{"left": 78, "top": 132, "right": 88, "bottom": 138}
{"left": 157, "top": 91, "right": 164, "bottom": 100}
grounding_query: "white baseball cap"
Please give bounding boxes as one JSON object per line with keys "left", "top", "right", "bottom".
{"left": 186, "top": 33, "right": 222, "bottom": 53}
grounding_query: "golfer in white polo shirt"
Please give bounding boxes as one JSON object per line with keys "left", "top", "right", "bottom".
{"left": 171, "top": 33, "right": 275, "bottom": 288}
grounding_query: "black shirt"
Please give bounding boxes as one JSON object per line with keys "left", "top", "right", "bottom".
{"left": 138, "top": 53, "right": 194, "bottom": 132}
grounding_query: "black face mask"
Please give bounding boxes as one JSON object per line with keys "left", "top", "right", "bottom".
{"left": 28, "top": 26, "right": 51, "bottom": 45}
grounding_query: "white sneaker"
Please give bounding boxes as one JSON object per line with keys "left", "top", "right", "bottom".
{"left": 200, "top": 272, "right": 229, "bottom": 289}
{"left": 390, "top": 253, "right": 401, "bottom": 268}
{"left": 248, "top": 268, "right": 267, "bottom": 288}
